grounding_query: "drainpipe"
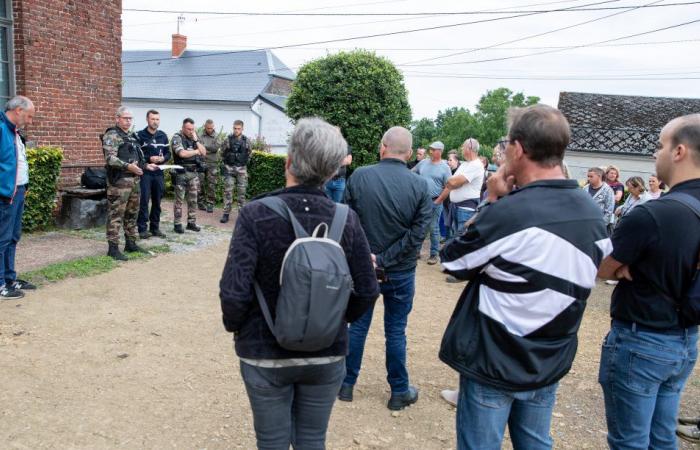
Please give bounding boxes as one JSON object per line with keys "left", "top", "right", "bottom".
{"left": 251, "top": 100, "right": 263, "bottom": 140}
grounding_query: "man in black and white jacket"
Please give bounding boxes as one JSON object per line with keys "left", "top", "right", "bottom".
{"left": 439, "top": 104, "right": 610, "bottom": 450}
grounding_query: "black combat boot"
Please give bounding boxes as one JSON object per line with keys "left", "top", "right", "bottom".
{"left": 107, "top": 242, "right": 128, "bottom": 261}
{"left": 206, "top": 205, "right": 214, "bottom": 213}
{"left": 124, "top": 239, "right": 148, "bottom": 253}
{"left": 186, "top": 222, "right": 201, "bottom": 232}
{"left": 220, "top": 213, "right": 229, "bottom": 224}
{"left": 174, "top": 224, "right": 184, "bottom": 234}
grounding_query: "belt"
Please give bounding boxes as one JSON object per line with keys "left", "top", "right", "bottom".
{"left": 612, "top": 319, "right": 698, "bottom": 335}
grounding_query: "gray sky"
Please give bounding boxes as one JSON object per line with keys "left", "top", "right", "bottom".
{"left": 122, "top": 0, "right": 700, "bottom": 119}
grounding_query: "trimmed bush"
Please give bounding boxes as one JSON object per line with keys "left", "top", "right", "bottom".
{"left": 23, "top": 146, "right": 63, "bottom": 232}
{"left": 247, "top": 151, "right": 286, "bottom": 198}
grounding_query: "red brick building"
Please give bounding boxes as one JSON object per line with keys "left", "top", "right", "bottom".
{"left": 8, "top": 0, "right": 122, "bottom": 185}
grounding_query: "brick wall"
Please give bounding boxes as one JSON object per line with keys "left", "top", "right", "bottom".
{"left": 12, "top": 0, "right": 122, "bottom": 186}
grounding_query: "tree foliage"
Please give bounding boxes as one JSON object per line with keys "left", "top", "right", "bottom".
{"left": 411, "top": 87, "right": 539, "bottom": 160}
{"left": 286, "top": 50, "right": 412, "bottom": 168}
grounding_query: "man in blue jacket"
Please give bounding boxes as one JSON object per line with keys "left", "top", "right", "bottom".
{"left": 136, "top": 109, "right": 170, "bottom": 239}
{"left": 0, "top": 96, "right": 36, "bottom": 299}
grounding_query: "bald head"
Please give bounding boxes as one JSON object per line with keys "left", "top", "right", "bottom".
{"left": 381, "top": 126, "right": 413, "bottom": 158}
{"left": 665, "top": 113, "right": 700, "bottom": 160}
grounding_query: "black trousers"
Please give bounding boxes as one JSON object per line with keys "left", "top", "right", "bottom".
{"left": 137, "top": 172, "right": 165, "bottom": 232}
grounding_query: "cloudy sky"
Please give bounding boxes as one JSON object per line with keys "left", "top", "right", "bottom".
{"left": 122, "top": 0, "right": 700, "bottom": 119}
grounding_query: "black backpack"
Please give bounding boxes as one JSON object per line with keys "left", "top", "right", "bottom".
{"left": 81, "top": 167, "right": 107, "bottom": 189}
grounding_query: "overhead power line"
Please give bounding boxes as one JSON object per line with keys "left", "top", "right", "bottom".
{"left": 123, "top": 1, "right": 700, "bottom": 16}
{"left": 122, "top": 0, "right": 620, "bottom": 64}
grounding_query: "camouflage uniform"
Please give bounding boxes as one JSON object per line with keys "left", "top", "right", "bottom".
{"left": 102, "top": 127, "right": 144, "bottom": 245}
{"left": 171, "top": 132, "right": 201, "bottom": 226}
{"left": 197, "top": 131, "right": 222, "bottom": 210}
{"left": 220, "top": 133, "right": 251, "bottom": 213}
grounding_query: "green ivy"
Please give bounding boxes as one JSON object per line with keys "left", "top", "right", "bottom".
{"left": 23, "top": 146, "right": 63, "bottom": 232}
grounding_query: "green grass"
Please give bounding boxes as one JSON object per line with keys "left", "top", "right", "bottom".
{"left": 24, "top": 244, "right": 171, "bottom": 286}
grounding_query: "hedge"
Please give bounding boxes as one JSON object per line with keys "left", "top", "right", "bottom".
{"left": 164, "top": 150, "right": 287, "bottom": 201}
{"left": 23, "top": 146, "right": 63, "bottom": 232}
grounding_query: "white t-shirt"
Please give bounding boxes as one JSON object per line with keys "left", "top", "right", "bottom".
{"left": 449, "top": 159, "right": 484, "bottom": 203}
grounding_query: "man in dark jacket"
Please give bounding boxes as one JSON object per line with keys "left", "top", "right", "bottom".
{"left": 339, "top": 126, "right": 433, "bottom": 410}
{"left": 440, "top": 105, "right": 609, "bottom": 449}
{"left": 136, "top": 109, "right": 170, "bottom": 239}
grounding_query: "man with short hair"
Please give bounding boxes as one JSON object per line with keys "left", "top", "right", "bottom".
{"left": 136, "top": 109, "right": 170, "bottom": 239}
{"left": 440, "top": 105, "right": 609, "bottom": 449}
{"left": 103, "top": 106, "right": 158, "bottom": 260}
{"left": 171, "top": 118, "right": 206, "bottom": 233}
{"left": 220, "top": 120, "right": 251, "bottom": 224}
{"left": 339, "top": 126, "right": 433, "bottom": 410}
{"left": 0, "top": 96, "right": 36, "bottom": 299}
{"left": 414, "top": 141, "right": 451, "bottom": 265}
{"left": 197, "top": 119, "right": 222, "bottom": 213}
{"left": 598, "top": 113, "right": 700, "bottom": 449}
{"left": 583, "top": 166, "right": 615, "bottom": 234}
{"left": 407, "top": 147, "right": 426, "bottom": 170}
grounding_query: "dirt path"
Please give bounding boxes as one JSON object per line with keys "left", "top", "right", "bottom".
{"left": 1, "top": 241, "right": 698, "bottom": 449}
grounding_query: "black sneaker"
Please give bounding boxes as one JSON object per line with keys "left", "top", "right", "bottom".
{"left": 174, "top": 224, "right": 184, "bottom": 234}
{"left": 138, "top": 230, "right": 150, "bottom": 240}
{"left": 150, "top": 229, "right": 167, "bottom": 238}
{"left": 206, "top": 205, "right": 214, "bottom": 213}
{"left": 1, "top": 285, "right": 24, "bottom": 299}
{"left": 220, "top": 213, "right": 229, "bottom": 224}
{"left": 338, "top": 384, "right": 354, "bottom": 402}
{"left": 387, "top": 385, "right": 419, "bottom": 411}
{"left": 10, "top": 279, "right": 36, "bottom": 290}
{"left": 198, "top": 205, "right": 206, "bottom": 211}
{"left": 186, "top": 223, "right": 201, "bottom": 232}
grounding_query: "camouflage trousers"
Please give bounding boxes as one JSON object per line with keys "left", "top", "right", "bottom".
{"left": 223, "top": 164, "right": 247, "bottom": 213}
{"left": 173, "top": 171, "right": 199, "bottom": 225}
{"left": 106, "top": 176, "right": 140, "bottom": 245}
{"left": 197, "top": 164, "right": 219, "bottom": 209}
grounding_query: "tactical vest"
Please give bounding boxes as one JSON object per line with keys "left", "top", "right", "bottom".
{"left": 172, "top": 132, "right": 199, "bottom": 170}
{"left": 224, "top": 134, "right": 250, "bottom": 167}
{"left": 104, "top": 127, "right": 143, "bottom": 182}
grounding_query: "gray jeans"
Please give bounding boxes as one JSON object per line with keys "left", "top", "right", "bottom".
{"left": 240, "top": 359, "right": 346, "bottom": 450}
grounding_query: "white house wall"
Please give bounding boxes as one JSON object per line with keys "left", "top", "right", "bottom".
{"left": 253, "top": 99, "right": 294, "bottom": 155}
{"left": 122, "top": 100, "right": 259, "bottom": 139}
{"left": 565, "top": 151, "right": 657, "bottom": 184}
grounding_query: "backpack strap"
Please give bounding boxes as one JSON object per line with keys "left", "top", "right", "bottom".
{"left": 253, "top": 281, "right": 277, "bottom": 337}
{"left": 258, "top": 196, "right": 308, "bottom": 238}
{"left": 661, "top": 192, "right": 700, "bottom": 219}
{"left": 328, "top": 204, "right": 349, "bottom": 243}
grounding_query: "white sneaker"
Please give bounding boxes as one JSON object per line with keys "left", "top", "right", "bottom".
{"left": 605, "top": 280, "right": 619, "bottom": 285}
{"left": 440, "top": 389, "right": 458, "bottom": 407}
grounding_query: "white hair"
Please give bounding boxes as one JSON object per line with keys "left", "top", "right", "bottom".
{"left": 5, "top": 95, "right": 33, "bottom": 112}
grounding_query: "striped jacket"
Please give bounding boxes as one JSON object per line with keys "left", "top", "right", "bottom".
{"left": 439, "top": 179, "right": 611, "bottom": 391}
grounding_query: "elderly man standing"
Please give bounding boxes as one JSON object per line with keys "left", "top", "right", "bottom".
{"left": 339, "top": 126, "right": 433, "bottom": 410}
{"left": 0, "top": 96, "right": 36, "bottom": 299}
{"left": 413, "top": 141, "right": 451, "bottom": 265}
{"left": 102, "top": 106, "right": 158, "bottom": 261}
{"left": 197, "top": 119, "right": 221, "bottom": 213}
{"left": 440, "top": 105, "right": 609, "bottom": 449}
{"left": 171, "top": 118, "right": 206, "bottom": 233}
{"left": 598, "top": 114, "right": 700, "bottom": 450}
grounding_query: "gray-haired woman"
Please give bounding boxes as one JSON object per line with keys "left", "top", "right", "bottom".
{"left": 219, "top": 117, "right": 380, "bottom": 450}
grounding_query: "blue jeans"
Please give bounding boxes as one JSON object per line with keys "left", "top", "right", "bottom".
{"left": 137, "top": 172, "right": 165, "bottom": 233}
{"left": 241, "top": 360, "right": 346, "bottom": 450}
{"left": 599, "top": 322, "right": 698, "bottom": 450}
{"left": 457, "top": 376, "right": 558, "bottom": 450}
{"left": 324, "top": 177, "right": 346, "bottom": 203}
{"left": 344, "top": 269, "right": 416, "bottom": 394}
{"left": 428, "top": 202, "right": 443, "bottom": 257}
{"left": 451, "top": 206, "right": 475, "bottom": 237}
{"left": 0, "top": 184, "right": 25, "bottom": 287}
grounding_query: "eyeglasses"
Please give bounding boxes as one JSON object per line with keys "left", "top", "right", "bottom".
{"left": 497, "top": 139, "right": 511, "bottom": 149}
{"left": 120, "top": 116, "right": 134, "bottom": 121}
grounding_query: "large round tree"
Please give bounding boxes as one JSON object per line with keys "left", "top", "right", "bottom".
{"left": 286, "top": 50, "right": 412, "bottom": 167}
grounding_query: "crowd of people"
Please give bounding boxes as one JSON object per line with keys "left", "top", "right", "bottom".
{"left": 1, "top": 94, "right": 698, "bottom": 449}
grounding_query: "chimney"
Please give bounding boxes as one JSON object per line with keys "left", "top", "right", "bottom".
{"left": 172, "top": 34, "right": 187, "bottom": 58}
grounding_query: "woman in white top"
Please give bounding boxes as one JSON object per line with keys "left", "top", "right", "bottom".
{"left": 615, "top": 176, "right": 652, "bottom": 219}
{"left": 648, "top": 174, "right": 663, "bottom": 199}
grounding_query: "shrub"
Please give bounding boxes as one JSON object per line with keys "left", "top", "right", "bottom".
{"left": 247, "top": 151, "right": 286, "bottom": 198}
{"left": 23, "top": 146, "right": 63, "bottom": 232}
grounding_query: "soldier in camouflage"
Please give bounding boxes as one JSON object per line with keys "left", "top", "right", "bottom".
{"left": 197, "top": 119, "right": 222, "bottom": 213}
{"left": 171, "top": 117, "right": 206, "bottom": 233}
{"left": 102, "top": 106, "right": 158, "bottom": 260}
{"left": 219, "top": 119, "right": 251, "bottom": 224}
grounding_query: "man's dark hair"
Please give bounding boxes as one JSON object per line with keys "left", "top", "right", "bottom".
{"left": 508, "top": 104, "right": 570, "bottom": 167}
{"left": 234, "top": 119, "right": 244, "bottom": 127}
{"left": 670, "top": 114, "right": 700, "bottom": 165}
{"left": 183, "top": 117, "right": 195, "bottom": 125}
{"left": 146, "top": 109, "right": 159, "bottom": 118}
